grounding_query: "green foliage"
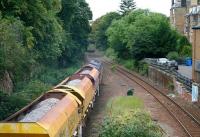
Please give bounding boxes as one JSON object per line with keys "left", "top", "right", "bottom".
{"left": 176, "top": 35, "right": 191, "bottom": 52}
{"left": 58, "top": 0, "right": 92, "bottom": 66}
{"left": 0, "top": 0, "right": 91, "bottom": 82}
{"left": 100, "top": 111, "right": 163, "bottom": 137}
{"left": 105, "top": 48, "right": 118, "bottom": 60}
{"left": 107, "top": 9, "right": 178, "bottom": 60}
{"left": 15, "top": 80, "right": 51, "bottom": 101}
{"left": 0, "top": 62, "right": 81, "bottom": 120}
{"left": 111, "top": 64, "right": 117, "bottom": 72}
{"left": 106, "top": 97, "right": 144, "bottom": 114}
{"left": 180, "top": 45, "right": 192, "bottom": 57}
{"left": 100, "top": 97, "right": 163, "bottom": 137}
{"left": 138, "top": 61, "right": 149, "bottom": 76}
{"left": 167, "top": 51, "right": 179, "bottom": 60}
{"left": 168, "top": 82, "right": 175, "bottom": 92}
{"left": 119, "top": 0, "right": 136, "bottom": 15}
{"left": 120, "top": 59, "right": 135, "bottom": 70}
{"left": 91, "top": 12, "right": 121, "bottom": 50}
{"left": 0, "top": 92, "right": 28, "bottom": 120}
{"left": 0, "top": 0, "right": 90, "bottom": 119}
{"left": 0, "top": 17, "right": 34, "bottom": 79}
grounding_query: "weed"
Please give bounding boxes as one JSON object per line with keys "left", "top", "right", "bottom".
{"left": 111, "top": 64, "right": 117, "bottom": 72}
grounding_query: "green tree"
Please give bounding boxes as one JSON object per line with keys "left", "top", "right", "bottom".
{"left": 119, "top": 0, "right": 136, "bottom": 15}
{"left": 0, "top": 0, "right": 64, "bottom": 63}
{"left": 106, "top": 10, "right": 178, "bottom": 60}
{"left": 91, "top": 12, "right": 121, "bottom": 50}
{"left": 58, "top": 0, "right": 92, "bottom": 66}
{"left": 0, "top": 17, "right": 34, "bottom": 81}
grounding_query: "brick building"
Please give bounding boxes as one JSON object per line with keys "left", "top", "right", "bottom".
{"left": 185, "top": 0, "right": 200, "bottom": 43}
{"left": 170, "top": 0, "right": 190, "bottom": 34}
{"left": 171, "top": 0, "right": 200, "bottom": 84}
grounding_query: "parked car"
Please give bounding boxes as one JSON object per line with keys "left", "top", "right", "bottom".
{"left": 157, "top": 58, "right": 169, "bottom": 65}
{"left": 167, "top": 60, "right": 179, "bottom": 70}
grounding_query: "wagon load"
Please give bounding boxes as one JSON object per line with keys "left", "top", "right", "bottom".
{"left": 19, "top": 98, "right": 59, "bottom": 122}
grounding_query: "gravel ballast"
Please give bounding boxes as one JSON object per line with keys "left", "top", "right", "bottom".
{"left": 19, "top": 98, "right": 60, "bottom": 122}
{"left": 67, "top": 79, "right": 81, "bottom": 86}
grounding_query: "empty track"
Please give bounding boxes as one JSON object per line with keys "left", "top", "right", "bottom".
{"left": 103, "top": 60, "right": 200, "bottom": 137}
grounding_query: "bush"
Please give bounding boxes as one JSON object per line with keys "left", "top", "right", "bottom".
{"left": 180, "top": 45, "right": 192, "bottom": 57}
{"left": 105, "top": 48, "right": 118, "bottom": 61}
{"left": 0, "top": 92, "right": 28, "bottom": 120}
{"left": 100, "top": 97, "right": 163, "bottom": 137}
{"left": 100, "top": 111, "right": 163, "bottom": 137}
{"left": 167, "top": 51, "right": 179, "bottom": 60}
{"left": 118, "top": 59, "right": 136, "bottom": 70}
{"left": 138, "top": 61, "right": 149, "bottom": 76}
{"left": 15, "top": 80, "right": 51, "bottom": 101}
{"left": 0, "top": 63, "right": 81, "bottom": 120}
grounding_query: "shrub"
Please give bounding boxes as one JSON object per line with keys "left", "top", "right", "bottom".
{"left": 15, "top": 80, "right": 51, "bottom": 101}
{"left": 0, "top": 63, "right": 81, "bottom": 121}
{"left": 180, "top": 45, "right": 192, "bottom": 57}
{"left": 0, "top": 92, "right": 28, "bottom": 120}
{"left": 100, "top": 97, "right": 163, "bottom": 137}
{"left": 139, "top": 61, "right": 149, "bottom": 76}
{"left": 168, "top": 82, "right": 175, "bottom": 91}
{"left": 100, "top": 111, "right": 163, "bottom": 137}
{"left": 118, "top": 59, "right": 136, "bottom": 70}
{"left": 166, "top": 51, "right": 179, "bottom": 60}
{"left": 105, "top": 48, "right": 117, "bottom": 61}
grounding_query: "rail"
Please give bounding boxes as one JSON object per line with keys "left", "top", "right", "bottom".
{"left": 103, "top": 60, "right": 200, "bottom": 137}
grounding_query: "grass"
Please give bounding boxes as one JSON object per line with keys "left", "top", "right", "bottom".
{"left": 106, "top": 96, "right": 144, "bottom": 115}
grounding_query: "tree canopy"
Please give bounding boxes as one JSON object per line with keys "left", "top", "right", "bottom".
{"left": 90, "top": 12, "right": 121, "bottom": 50}
{"left": 91, "top": 9, "right": 191, "bottom": 61}
{"left": 106, "top": 9, "right": 190, "bottom": 60}
{"left": 0, "top": 0, "right": 92, "bottom": 120}
{"left": 0, "top": 0, "right": 92, "bottom": 89}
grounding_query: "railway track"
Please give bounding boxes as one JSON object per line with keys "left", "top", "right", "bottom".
{"left": 103, "top": 60, "right": 200, "bottom": 137}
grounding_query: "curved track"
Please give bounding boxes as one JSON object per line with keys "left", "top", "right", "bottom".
{"left": 103, "top": 60, "right": 200, "bottom": 137}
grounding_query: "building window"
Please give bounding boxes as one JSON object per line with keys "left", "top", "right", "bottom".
{"left": 193, "top": 15, "right": 198, "bottom": 22}
{"left": 181, "top": 0, "right": 186, "bottom": 7}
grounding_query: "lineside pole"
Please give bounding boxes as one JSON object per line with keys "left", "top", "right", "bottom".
{"left": 78, "top": 123, "right": 82, "bottom": 137}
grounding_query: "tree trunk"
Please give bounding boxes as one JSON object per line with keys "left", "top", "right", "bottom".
{"left": 0, "top": 70, "right": 14, "bottom": 95}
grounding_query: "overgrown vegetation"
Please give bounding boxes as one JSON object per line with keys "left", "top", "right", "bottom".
{"left": 0, "top": 0, "right": 91, "bottom": 89}
{"left": 0, "top": 0, "right": 91, "bottom": 120}
{"left": 100, "top": 97, "right": 163, "bottom": 137}
{"left": 0, "top": 62, "right": 82, "bottom": 120}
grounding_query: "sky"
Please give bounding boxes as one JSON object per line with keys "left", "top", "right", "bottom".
{"left": 86, "top": 0, "right": 171, "bottom": 20}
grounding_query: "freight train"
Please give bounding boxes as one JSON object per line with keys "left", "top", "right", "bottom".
{"left": 0, "top": 60, "right": 103, "bottom": 137}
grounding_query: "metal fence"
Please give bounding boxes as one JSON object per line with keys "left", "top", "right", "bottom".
{"left": 147, "top": 60, "right": 193, "bottom": 92}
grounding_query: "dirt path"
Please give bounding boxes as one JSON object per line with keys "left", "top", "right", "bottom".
{"left": 84, "top": 53, "right": 187, "bottom": 137}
